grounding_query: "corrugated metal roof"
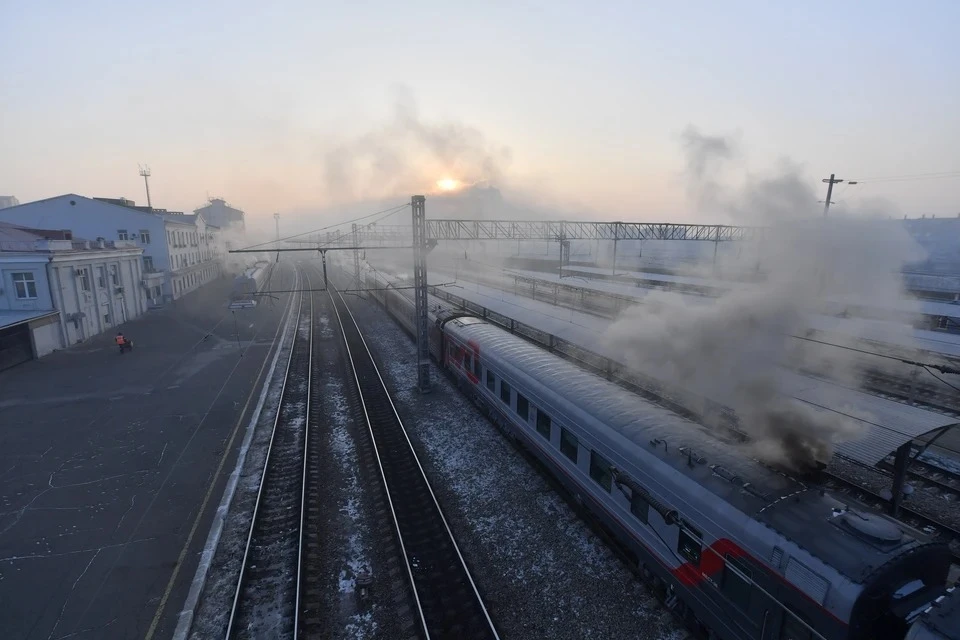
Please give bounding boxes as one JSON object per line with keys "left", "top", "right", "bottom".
{"left": 783, "top": 371, "right": 959, "bottom": 466}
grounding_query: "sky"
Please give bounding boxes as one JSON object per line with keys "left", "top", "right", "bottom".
{"left": 1, "top": 1, "right": 958, "bottom": 231}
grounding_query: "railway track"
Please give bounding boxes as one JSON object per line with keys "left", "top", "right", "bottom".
{"left": 328, "top": 285, "right": 500, "bottom": 640}
{"left": 226, "top": 268, "right": 313, "bottom": 639}
{"left": 822, "top": 471, "right": 960, "bottom": 562}
{"left": 878, "top": 455, "right": 960, "bottom": 503}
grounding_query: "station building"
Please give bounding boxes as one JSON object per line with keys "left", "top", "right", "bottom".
{"left": 0, "top": 222, "right": 147, "bottom": 370}
{"left": 0, "top": 194, "right": 225, "bottom": 306}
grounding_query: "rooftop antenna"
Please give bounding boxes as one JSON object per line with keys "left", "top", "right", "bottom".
{"left": 138, "top": 164, "right": 153, "bottom": 210}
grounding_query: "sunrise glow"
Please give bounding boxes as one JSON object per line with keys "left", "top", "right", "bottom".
{"left": 436, "top": 178, "right": 461, "bottom": 192}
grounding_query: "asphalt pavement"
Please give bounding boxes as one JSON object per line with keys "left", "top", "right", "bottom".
{"left": 0, "top": 266, "right": 295, "bottom": 640}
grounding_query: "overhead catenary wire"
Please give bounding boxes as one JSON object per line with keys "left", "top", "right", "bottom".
{"left": 849, "top": 170, "right": 960, "bottom": 184}
{"left": 789, "top": 334, "right": 960, "bottom": 375}
{"left": 238, "top": 203, "right": 410, "bottom": 251}
{"left": 923, "top": 366, "right": 960, "bottom": 393}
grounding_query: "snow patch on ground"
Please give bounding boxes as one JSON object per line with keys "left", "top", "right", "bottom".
{"left": 325, "top": 376, "right": 380, "bottom": 639}
{"left": 920, "top": 450, "right": 960, "bottom": 476}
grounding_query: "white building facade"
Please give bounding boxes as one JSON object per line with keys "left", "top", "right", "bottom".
{"left": 0, "top": 223, "right": 147, "bottom": 369}
{"left": 0, "top": 194, "right": 224, "bottom": 305}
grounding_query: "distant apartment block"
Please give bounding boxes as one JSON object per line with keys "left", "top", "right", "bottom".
{"left": 195, "top": 198, "right": 245, "bottom": 234}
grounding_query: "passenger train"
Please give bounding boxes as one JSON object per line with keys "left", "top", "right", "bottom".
{"left": 230, "top": 261, "right": 271, "bottom": 304}
{"left": 357, "top": 265, "right": 960, "bottom": 640}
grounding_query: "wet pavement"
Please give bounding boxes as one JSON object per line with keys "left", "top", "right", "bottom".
{"left": 0, "top": 269, "right": 295, "bottom": 640}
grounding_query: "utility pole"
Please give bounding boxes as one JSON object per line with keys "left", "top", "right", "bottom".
{"left": 352, "top": 223, "right": 361, "bottom": 293}
{"left": 821, "top": 174, "right": 843, "bottom": 217}
{"left": 139, "top": 165, "right": 153, "bottom": 209}
{"left": 411, "top": 195, "right": 431, "bottom": 393}
{"left": 273, "top": 213, "right": 280, "bottom": 241}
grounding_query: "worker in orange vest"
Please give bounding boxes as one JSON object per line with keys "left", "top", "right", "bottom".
{"left": 115, "top": 332, "right": 126, "bottom": 346}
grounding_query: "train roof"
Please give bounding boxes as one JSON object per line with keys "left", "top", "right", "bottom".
{"left": 447, "top": 319, "right": 801, "bottom": 504}
{"left": 446, "top": 318, "right": 940, "bottom": 584}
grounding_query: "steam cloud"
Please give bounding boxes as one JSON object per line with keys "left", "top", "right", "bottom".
{"left": 323, "top": 87, "right": 512, "bottom": 203}
{"left": 604, "top": 128, "right": 927, "bottom": 471}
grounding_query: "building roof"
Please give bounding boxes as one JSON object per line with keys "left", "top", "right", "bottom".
{"left": 0, "top": 193, "right": 163, "bottom": 221}
{"left": 0, "top": 221, "right": 140, "bottom": 255}
{"left": 0, "top": 309, "right": 59, "bottom": 331}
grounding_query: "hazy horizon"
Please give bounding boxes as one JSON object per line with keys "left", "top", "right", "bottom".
{"left": 2, "top": 2, "right": 958, "bottom": 234}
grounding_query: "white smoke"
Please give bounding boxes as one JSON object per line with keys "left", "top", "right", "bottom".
{"left": 604, "top": 128, "right": 927, "bottom": 471}
{"left": 323, "top": 87, "right": 512, "bottom": 204}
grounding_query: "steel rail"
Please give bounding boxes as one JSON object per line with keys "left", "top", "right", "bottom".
{"left": 225, "top": 265, "right": 312, "bottom": 639}
{"left": 328, "top": 285, "right": 499, "bottom": 640}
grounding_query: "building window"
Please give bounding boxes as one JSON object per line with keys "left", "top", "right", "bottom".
{"left": 143, "top": 256, "right": 154, "bottom": 272}
{"left": 140, "top": 230, "right": 150, "bottom": 244}
{"left": 590, "top": 450, "right": 612, "bottom": 491}
{"left": 516, "top": 393, "right": 529, "bottom": 420}
{"left": 722, "top": 554, "right": 753, "bottom": 612}
{"left": 536, "top": 410, "right": 551, "bottom": 439}
{"left": 78, "top": 268, "right": 90, "bottom": 291}
{"left": 678, "top": 527, "right": 702, "bottom": 566}
{"left": 96, "top": 266, "right": 106, "bottom": 288}
{"left": 631, "top": 491, "right": 649, "bottom": 523}
{"left": 500, "top": 380, "right": 511, "bottom": 405}
{"left": 560, "top": 428, "right": 578, "bottom": 463}
{"left": 486, "top": 370, "right": 495, "bottom": 392}
{"left": 110, "top": 265, "right": 119, "bottom": 286}
{"left": 12, "top": 272, "right": 38, "bottom": 299}
{"left": 167, "top": 231, "right": 172, "bottom": 245}
{"left": 118, "top": 229, "right": 129, "bottom": 241}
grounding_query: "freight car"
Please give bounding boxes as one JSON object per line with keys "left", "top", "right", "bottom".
{"left": 360, "top": 266, "right": 958, "bottom": 640}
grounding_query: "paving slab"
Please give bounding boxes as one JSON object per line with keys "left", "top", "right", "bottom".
{"left": 0, "top": 268, "right": 295, "bottom": 640}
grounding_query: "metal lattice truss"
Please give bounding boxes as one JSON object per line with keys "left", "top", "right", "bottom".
{"left": 297, "top": 219, "right": 756, "bottom": 246}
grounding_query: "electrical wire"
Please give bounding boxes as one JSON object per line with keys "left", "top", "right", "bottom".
{"left": 790, "top": 334, "right": 960, "bottom": 374}
{"left": 238, "top": 203, "right": 410, "bottom": 250}
{"left": 923, "top": 366, "right": 960, "bottom": 393}
{"left": 850, "top": 171, "right": 960, "bottom": 184}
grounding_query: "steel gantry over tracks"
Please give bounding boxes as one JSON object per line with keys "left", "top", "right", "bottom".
{"left": 297, "top": 219, "right": 757, "bottom": 246}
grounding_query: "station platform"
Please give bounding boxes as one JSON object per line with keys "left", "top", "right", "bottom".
{"left": 446, "top": 262, "right": 960, "bottom": 360}
{"left": 0, "top": 270, "right": 294, "bottom": 640}
{"left": 421, "top": 270, "right": 958, "bottom": 471}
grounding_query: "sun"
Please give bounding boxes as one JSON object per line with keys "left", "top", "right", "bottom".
{"left": 436, "top": 178, "right": 461, "bottom": 192}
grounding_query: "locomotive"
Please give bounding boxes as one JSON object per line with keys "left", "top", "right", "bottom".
{"left": 359, "top": 266, "right": 959, "bottom": 640}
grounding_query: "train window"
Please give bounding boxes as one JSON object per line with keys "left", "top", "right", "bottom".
{"left": 516, "top": 394, "right": 529, "bottom": 420}
{"left": 678, "top": 527, "right": 702, "bottom": 565}
{"left": 473, "top": 353, "right": 481, "bottom": 378}
{"left": 779, "top": 606, "right": 814, "bottom": 640}
{"left": 589, "top": 451, "right": 612, "bottom": 491}
{"left": 463, "top": 351, "right": 472, "bottom": 370}
{"left": 721, "top": 554, "right": 753, "bottom": 612}
{"left": 500, "top": 380, "right": 511, "bottom": 404}
{"left": 486, "top": 370, "right": 495, "bottom": 392}
{"left": 560, "top": 428, "right": 578, "bottom": 463}
{"left": 630, "top": 492, "right": 649, "bottom": 524}
{"left": 536, "top": 411, "right": 551, "bottom": 439}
